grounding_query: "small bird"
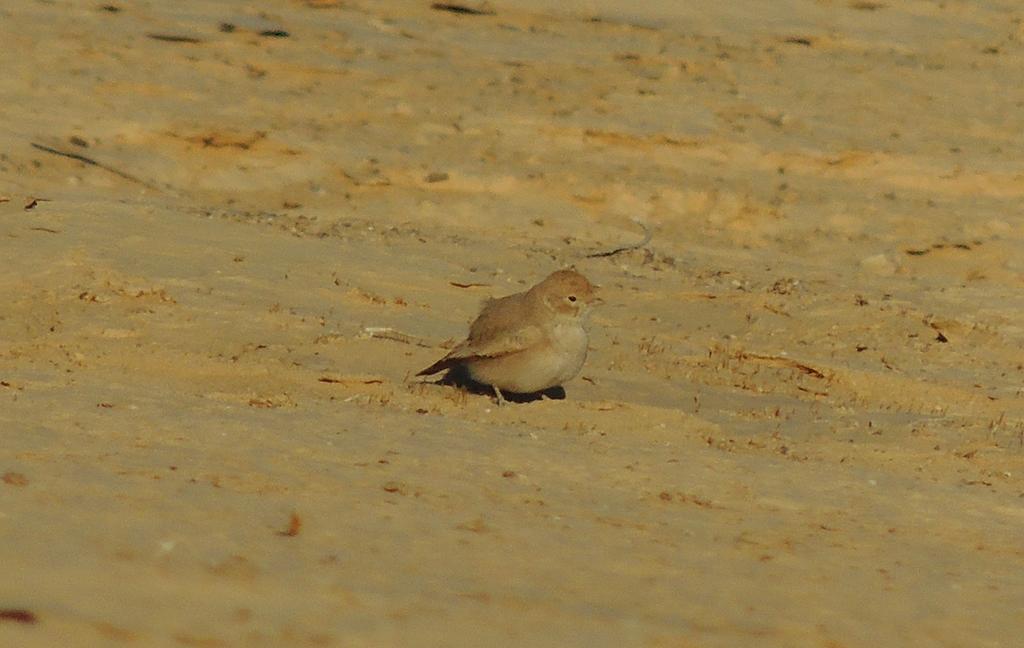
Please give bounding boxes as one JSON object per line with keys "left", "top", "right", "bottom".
{"left": 418, "top": 269, "right": 600, "bottom": 403}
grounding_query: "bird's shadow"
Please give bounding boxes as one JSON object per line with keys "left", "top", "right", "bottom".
{"left": 434, "top": 365, "right": 566, "bottom": 403}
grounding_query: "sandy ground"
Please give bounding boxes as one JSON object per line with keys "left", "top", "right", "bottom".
{"left": 2, "top": 0, "right": 1023, "bottom": 646}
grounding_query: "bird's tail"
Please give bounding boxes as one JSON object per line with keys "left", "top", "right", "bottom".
{"left": 417, "top": 356, "right": 457, "bottom": 376}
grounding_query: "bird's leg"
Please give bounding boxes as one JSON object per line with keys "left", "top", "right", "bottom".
{"left": 492, "top": 386, "right": 507, "bottom": 406}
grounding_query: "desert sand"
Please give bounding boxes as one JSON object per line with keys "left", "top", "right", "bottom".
{"left": 2, "top": 1, "right": 1022, "bottom": 646}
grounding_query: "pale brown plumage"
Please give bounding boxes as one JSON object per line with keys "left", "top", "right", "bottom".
{"left": 418, "top": 269, "right": 600, "bottom": 398}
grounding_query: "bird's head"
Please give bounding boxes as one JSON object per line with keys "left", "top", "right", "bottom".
{"left": 534, "top": 269, "right": 602, "bottom": 318}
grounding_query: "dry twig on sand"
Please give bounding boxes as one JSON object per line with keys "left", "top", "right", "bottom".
{"left": 586, "top": 220, "right": 653, "bottom": 258}
{"left": 30, "top": 142, "right": 164, "bottom": 192}
{"left": 738, "top": 352, "right": 829, "bottom": 379}
{"left": 359, "top": 326, "right": 434, "bottom": 348}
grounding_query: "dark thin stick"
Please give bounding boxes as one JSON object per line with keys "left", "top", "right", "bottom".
{"left": 146, "top": 33, "right": 203, "bottom": 43}
{"left": 586, "top": 220, "right": 653, "bottom": 258}
{"left": 30, "top": 143, "right": 163, "bottom": 191}
{"left": 0, "top": 609, "right": 37, "bottom": 624}
{"left": 431, "top": 3, "right": 495, "bottom": 15}
{"left": 739, "top": 352, "right": 828, "bottom": 379}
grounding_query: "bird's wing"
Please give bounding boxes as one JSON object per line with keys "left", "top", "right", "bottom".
{"left": 458, "top": 294, "right": 545, "bottom": 358}
{"left": 454, "top": 321, "right": 545, "bottom": 360}
{"left": 417, "top": 295, "right": 544, "bottom": 375}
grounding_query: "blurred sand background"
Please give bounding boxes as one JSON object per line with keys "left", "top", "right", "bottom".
{"left": 2, "top": 0, "right": 1023, "bottom": 646}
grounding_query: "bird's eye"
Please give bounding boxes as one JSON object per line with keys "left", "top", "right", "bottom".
{"left": 568, "top": 295, "right": 577, "bottom": 302}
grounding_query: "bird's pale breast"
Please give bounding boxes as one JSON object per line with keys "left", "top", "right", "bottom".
{"left": 465, "top": 320, "right": 588, "bottom": 393}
